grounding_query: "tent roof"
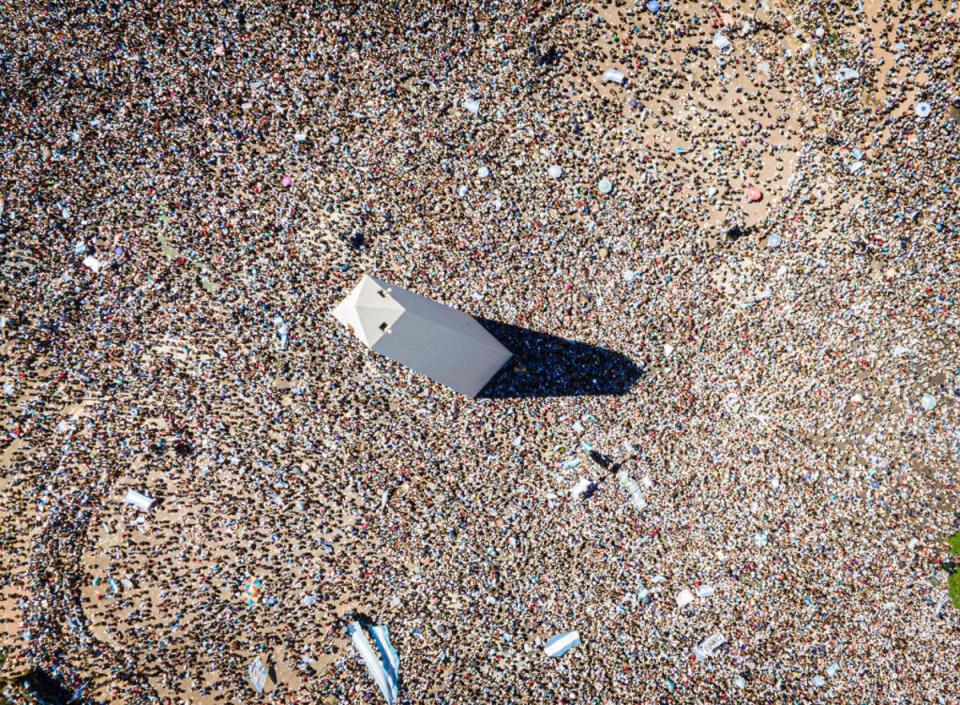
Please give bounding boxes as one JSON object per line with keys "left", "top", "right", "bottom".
{"left": 332, "top": 275, "right": 406, "bottom": 346}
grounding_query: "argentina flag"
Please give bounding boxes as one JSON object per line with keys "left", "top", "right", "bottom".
{"left": 544, "top": 630, "right": 581, "bottom": 658}
{"left": 349, "top": 621, "right": 400, "bottom": 704}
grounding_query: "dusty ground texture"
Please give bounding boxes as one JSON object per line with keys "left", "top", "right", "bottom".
{"left": 1, "top": 1, "right": 958, "bottom": 704}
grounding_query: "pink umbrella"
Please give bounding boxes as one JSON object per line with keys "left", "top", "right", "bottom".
{"left": 282, "top": 176, "right": 293, "bottom": 187}
{"left": 746, "top": 186, "right": 763, "bottom": 202}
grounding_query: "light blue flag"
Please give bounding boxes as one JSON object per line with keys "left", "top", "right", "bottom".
{"left": 349, "top": 622, "right": 399, "bottom": 704}
{"left": 544, "top": 630, "right": 581, "bottom": 658}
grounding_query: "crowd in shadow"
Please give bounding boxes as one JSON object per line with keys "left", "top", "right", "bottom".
{"left": 475, "top": 317, "right": 644, "bottom": 399}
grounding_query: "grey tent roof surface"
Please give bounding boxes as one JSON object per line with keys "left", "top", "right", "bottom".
{"left": 367, "top": 275, "right": 502, "bottom": 348}
{"left": 332, "top": 274, "right": 512, "bottom": 397}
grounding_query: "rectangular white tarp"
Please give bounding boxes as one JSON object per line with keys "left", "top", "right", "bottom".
{"left": 123, "top": 490, "right": 155, "bottom": 512}
{"left": 349, "top": 622, "right": 399, "bottom": 704}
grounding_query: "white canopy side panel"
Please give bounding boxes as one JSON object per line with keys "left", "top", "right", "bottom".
{"left": 373, "top": 314, "right": 512, "bottom": 398}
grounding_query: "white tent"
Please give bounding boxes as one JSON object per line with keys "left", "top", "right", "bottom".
{"left": 123, "top": 490, "right": 155, "bottom": 512}
{"left": 332, "top": 274, "right": 512, "bottom": 398}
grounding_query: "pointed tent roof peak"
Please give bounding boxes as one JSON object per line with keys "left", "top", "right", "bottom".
{"left": 332, "top": 274, "right": 405, "bottom": 347}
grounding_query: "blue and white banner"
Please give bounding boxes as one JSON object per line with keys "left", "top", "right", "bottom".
{"left": 544, "top": 630, "right": 581, "bottom": 658}
{"left": 349, "top": 622, "right": 399, "bottom": 704}
{"left": 248, "top": 657, "right": 268, "bottom": 694}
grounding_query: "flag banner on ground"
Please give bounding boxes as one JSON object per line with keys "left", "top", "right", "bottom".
{"left": 693, "top": 631, "right": 726, "bottom": 660}
{"left": 248, "top": 657, "right": 268, "bottom": 694}
{"left": 349, "top": 621, "right": 399, "bottom": 704}
{"left": 544, "top": 630, "right": 581, "bottom": 658}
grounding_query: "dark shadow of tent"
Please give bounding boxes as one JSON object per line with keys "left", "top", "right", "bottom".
{"left": 474, "top": 318, "right": 644, "bottom": 399}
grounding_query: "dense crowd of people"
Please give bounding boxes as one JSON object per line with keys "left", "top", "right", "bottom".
{"left": 1, "top": 0, "right": 958, "bottom": 704}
